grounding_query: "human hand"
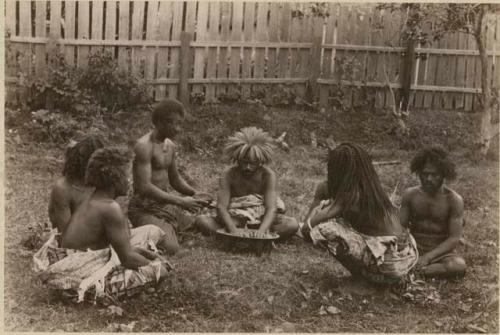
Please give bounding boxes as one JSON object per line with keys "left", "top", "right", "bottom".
{"left": 179, "top": 196, "right": 205, "bottom": 212}
{"left": 311, "top": 201, "right": 341, "bottom": 225}
{"left": 193, "top": 192, "right": 213, "bottom": 206}
{"left": 416, "top": 255, "right": 431, "bottom": 269}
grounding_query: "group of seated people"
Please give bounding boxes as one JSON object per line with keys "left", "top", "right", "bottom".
{"left": 34, "top": 98, "right": 466, "bottom": 303}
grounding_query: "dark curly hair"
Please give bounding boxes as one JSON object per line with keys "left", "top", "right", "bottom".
{"left": 85, "top": 147, "right": 133, "bottom": 191}
{"left": 410, "top": 146, "right": 457, "bottom": 180}
{"left": 63, "top": 135, "right": 105, "bottom": 181}
{"left": 152, "top": 98, "right": 185, "bottom": 126}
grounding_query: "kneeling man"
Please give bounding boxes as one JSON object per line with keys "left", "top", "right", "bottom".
{"left": 34, "top": 147, "right": 171, "bottom": 303}
{"left": 400, "top": 146, "right": 466, "bottom": 278}
{"left": 195, "top": 127, "right": 298, "bottom": 238}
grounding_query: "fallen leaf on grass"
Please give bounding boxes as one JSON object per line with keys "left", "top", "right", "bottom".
{"left": 319, "top": 305, "right": 327, "bottom": 316}
{"left": 466, "top": 324, "right": 487, "bottom": 333}
{"left": 107, "top": 321, "right": 136, "bottom": 332}
{"left": 107, "top": 305, "right": 124, "bottom": 316}
{"left": 434, "top": 320, "right": 443, "bottom": 327}
{"left": 459, "top": 304, "right": 472, "bottom": 312}
{"left": 326, "top": 306, "right": 341, "bottom": 315}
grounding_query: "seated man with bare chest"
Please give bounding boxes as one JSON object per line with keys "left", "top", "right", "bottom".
{"left": 128, "top": 98, "right": 209, "bottom": 255}
{"left": 35, "top": 147, "right": 170, "bottom": 303}
{"left": 400, "top": 146, "right": 466, "bottom": 278}
{"left": 195, "top": 127, "right": 298, "bottom": 238}
{"left": 48, "top": 135, "right": 104, "bottom": 234}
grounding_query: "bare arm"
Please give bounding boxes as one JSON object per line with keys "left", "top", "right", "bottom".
{"left": 420, "top": 193, "right": 464, "bottom": 264}
{"left": 168, "top": 152, "right": 196, "bottom": 196}
{"left": 216, "top": 171, "right": 238, "bottom": 233}
{"left": 304, "top": 181, "right": 328, "bottom": 223}
{"left": 258, "top": 169, "right": 277, "bottom": 233}
{"left": 48, "top": 181, "right": 71, "bottom": 233}
{"left": 399, "top": 188, "right": 412, "bottom": 229}
{"left": 133, "top": 141, "right": 185, "bottom": 206}
{"left": 103, "top": 203, "right": 153, "bottom": 270}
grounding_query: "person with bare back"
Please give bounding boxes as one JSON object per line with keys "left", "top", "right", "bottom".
{"left": 35, "top": 147, "right": 171, "bottom": 303}
{"left": 48, "top": 135, "right": 105, "bottom": 235}
{"left": 400, "top": 146, "right": 466, "bottom": 278}
{"left": 128, "top": 98, "right": 210, "bottom": 255}
{"left": 195, "top": 127, "right": 298, "bottom": 238}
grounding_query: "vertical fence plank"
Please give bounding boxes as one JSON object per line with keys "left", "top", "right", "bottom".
{"left": 104, "top": 1, "right": 117, "bottom": 51}
{"left": 241, "top": 2, "right": 254, "bottom": 99}
{"left": 64, "top": 1, "right": 76, "bottom": 65}
{"left": 50, "top": 1, "right": 62, "bottom": 38}
{"left": 289, "top": 3, "right": 301, "bottom": 96}
{"left": 179, "top": 31, "right": 193, "bottom": 107}
{"left": 131, "top": 1, "right": 145, "bottom": 76}
{"left": 277, "top": 3, "right": 291, "bottom": 80}
{"left": 145, "top": 1, "right": 159, "bottom": 98}
{"left": 229, "top": 2, "right": 244, "bottom": 96}
{"left": 117, "top": 1, "right": 130, "bottom": 71}
{"left": 217, "top": 2, "right": 231, "bottom": 96}
{"left": 19, "top": 1, "right": 33, "bottom": 75}
{"left": 464, "top": 32, "right": 476, "bottom": 111}
{"left": 298, "top": 5, "right": 313, "bottom": 98}
{"left": 320, "top": 3, "right": 336, "bottom": 106}
{"left": 78, "top": 1, "right": 90, "bottom": 68}
{"left": 455, "top": 32, "right": 467, "bottom": 110}
{"left": 5, "top": 0, "right": 18, "bottom": 104}
{"left": 206, "top": 2, "right": 220, "bottom": 100}
{"left": 191, "top": 2, "right": 207, "bottom": 93}
{"left": 91, "top": 0, "right": 104, "bottom": 56}
{"left": 266, "top": 3, "right": 279, "bottom": 80}
{"left": 493, "top": 15, "right": 500, "bottom": 93}
{"left": 253, "top": 2, "right": 268, "bottom": 94}
{"left": 35, "top": 1, "right": 47, "bottom": 76}
{"left": 156, "top": 1, "right": 173, "bottom": 100}
{"left": 193, "top": 1, "right": 208, "bottom": 95}
{"left": 444, "top": 33, "right": 458, "bottom": 109}
{"left": 168, "top": 1, "right": 183, "bottom": 99}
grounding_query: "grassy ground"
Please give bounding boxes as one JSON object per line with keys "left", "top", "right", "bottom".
{"left": 4, "top": 104, "right": 499, "bottom": 332}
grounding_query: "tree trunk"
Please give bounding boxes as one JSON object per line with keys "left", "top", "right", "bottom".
{"left": 475, "top": 6, "right": 493, "bottom": 157}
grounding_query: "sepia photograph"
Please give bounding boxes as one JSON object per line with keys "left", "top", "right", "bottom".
{"left": 3, "top": 0, "right": 499, "bottom": 332}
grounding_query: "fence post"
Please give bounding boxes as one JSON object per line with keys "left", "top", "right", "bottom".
{"left": 179, "top": 31, "right": 193, "bottom": 109}
{"left": 307, "top": 35, "right": 323, "bottom": 103}
{"left": 400, "top": 38, "right": 415, "bottom": 111}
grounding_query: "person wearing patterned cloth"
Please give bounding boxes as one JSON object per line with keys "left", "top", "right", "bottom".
{"left": 128, "top": 98, "right": 211, "bottom": 255}
{"left": 301, "top": 143, "right": 418, "bottom": 284}
{"left": 34, "top": 147, "right": 171, "bottom": 303}
{"left": 195, "top": 127, "right": 298, "bottom": 238}
{"left": 400, "top": 146, "right": 466, "bottom": 278}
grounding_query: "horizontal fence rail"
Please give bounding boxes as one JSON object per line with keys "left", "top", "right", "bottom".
{"left": 4, "top": 1, "right": 500, "bottom": 111}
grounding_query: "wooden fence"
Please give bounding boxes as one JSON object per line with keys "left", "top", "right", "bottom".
{"left": 5, "top": 1, "right": 500, "bottom": 111}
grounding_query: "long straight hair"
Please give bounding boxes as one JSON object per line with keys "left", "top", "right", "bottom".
{"left": 327, "top": 143, "right": 395, "bottom": 226}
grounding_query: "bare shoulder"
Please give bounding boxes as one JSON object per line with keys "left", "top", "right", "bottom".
{"left": 134, "top": 133, "right": 154, "bottom": 158}
{"left": 402, "top": 186, "right": 420, "bottom": 199}
{"left": 96, "top": 199, "right": 125, "bottom": 223}
{"left": 316, "top": 180, "right": 328, "bottom": 195}
{"left": 51, "top": 177, "right": 71, "bottom": 197}
{"left": 262, "top": 166, "right": 276, "bottom": 178}
{"left": 444, "top": 187, "right": 464, "bottom": 206}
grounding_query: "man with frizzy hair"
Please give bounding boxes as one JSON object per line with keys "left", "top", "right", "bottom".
{"left": 48, "top": 135, "right": 105, "bottom": 234}
{"left": 400, "top": 146, "right": 466, "bottom": 278}
{"left": 195, "top": 127, "right": 298, "bottom": 238}
{"left": 35, "top": 147, "right": 171, "bottom": 303}
{"left": 129, "top": 98, "right": 210, "bottom": 255}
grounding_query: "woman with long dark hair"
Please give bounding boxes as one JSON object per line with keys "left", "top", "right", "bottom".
{"left": 301, "top": 143, "right": 418, "bottom": 284}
